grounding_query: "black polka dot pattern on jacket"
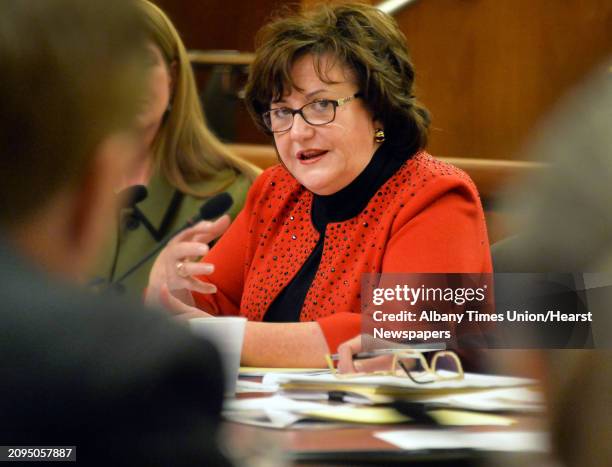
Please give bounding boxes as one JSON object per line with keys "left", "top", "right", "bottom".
{"left": 239, "top": 151, "right": 487, "bottom": 323}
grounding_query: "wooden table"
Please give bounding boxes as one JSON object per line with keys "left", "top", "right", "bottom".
{"left": 222, "top": 388, "right": 546, "bottom": 466}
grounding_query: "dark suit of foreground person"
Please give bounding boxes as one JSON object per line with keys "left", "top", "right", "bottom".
{"left": 0, "top": 1, "right": 229, "bottom": 465}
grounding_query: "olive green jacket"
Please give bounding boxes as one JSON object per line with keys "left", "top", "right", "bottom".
{"left": 92, "top": 168, "right": 252, "bottom": 297}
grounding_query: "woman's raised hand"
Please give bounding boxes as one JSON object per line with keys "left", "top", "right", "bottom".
{"left": 145, "top": 215, "right": 231, "bottom": 312}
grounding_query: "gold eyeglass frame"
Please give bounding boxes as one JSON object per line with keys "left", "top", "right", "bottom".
{"left": 325, "top": 350, "right": 464, "bottom": 384}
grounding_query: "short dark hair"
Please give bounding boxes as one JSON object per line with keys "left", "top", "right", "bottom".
{"left": 244, "top": 3, "right": 430, "bottom": 156}
{"left": 0, "top": 0, "right": 147, "bottom": 225}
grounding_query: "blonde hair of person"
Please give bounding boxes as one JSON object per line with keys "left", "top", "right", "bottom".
{"left": 138, "top": 0, "right": 259, "bottom": 197}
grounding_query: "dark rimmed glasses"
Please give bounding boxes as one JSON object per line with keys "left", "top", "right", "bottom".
{"left": 262, "top": 93, "right": 362, "bottom": 133}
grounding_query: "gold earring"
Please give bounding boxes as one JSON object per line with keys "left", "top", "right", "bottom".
{"left": 374, "top": 128, "right": 385, "bottom": 143}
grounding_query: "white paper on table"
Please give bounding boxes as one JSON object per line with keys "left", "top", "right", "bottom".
{"left": 419, "top": 386, "right": 545, "bottom": 413}
{"left": 279, "top": 390, "right": 382, "bottom": 405}
{"left": 235, "top": 379, "right": 279, "bottom": 394}
{"left": 375, "top": 430, "right": 550, "bottom": 453}
{"left": 223, "top": 395, "right": 410, "bottom": 426}
{"left": 223, "top": 394, "right": 519, "bottom": 428}
{"left": 223, "top": 395, "right": 341, "bottom": 429}
{"left": 224, "top": 409, "right": 305, "bottom": 429}
{"left": 282, "top": 385, "right": 544, "bottom": 412}
{"left": 263, "top": 370, "right": 537, "bottom": 391}
{"left": 225, "top": 394, "right": 331, "bottom": 412}
{"left": 239, "top": 367, "right": 331, "bottom": 377}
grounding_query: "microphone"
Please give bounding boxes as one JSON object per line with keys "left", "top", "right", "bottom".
{"left": 88, "top": 186, "right": 150, "bottom": 290}
{"left": 117, "top": 185, "right": 148, "bottom": 208}
{"left": 116, "top": 185, "right": 162, "bottom": 237}
{"left": 112, "top": 192, "right": 233, "bottom": 287}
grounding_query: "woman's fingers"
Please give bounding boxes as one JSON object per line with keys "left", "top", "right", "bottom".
{"left": 337, "top": 335, "right": 362, "bottom": 373}
{"left": 175, "top": 261, "right": 215, "bottom": 278}
{"left": 336, "top": 335, "right": 398, "bottom": 374}
{"left": 353, "top": 355, "right": 395, "bottom": 374}
{"left": 160, "top": 284, "right": 212, "bottom": 317}
{"left": 170, "top": 215, "right": 231, "bottom": 245}
{"left": 167, "top": 242, "right": 209, "bottom": 261}
{"left": 160, "top": 285, "right": 193, "bottom": 315}
{"left": 192, "top": 233, "right": 212, "bottom": 244}
{"left": 184, "top": 277, "right": 217, "bottom": 295}
{"left": 148, "top": 215, "right": 230, "bottom": 315}
{"left": 165, "top": 269, "right": 217, "bottom": 294}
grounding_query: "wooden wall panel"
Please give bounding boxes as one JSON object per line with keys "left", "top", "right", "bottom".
{"left": 153, "top": 0, "right": 612, "bottom": 159}
{"left": 395, "top": 0, "right": 612, "bottom": 159}
{"left": 152, "top": 0, "right": 292, "bottom": 51}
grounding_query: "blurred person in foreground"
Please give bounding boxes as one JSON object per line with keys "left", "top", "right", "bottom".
{"left": 0, "top": 1, "right": 229, "bottom": 465}
{"left": 490, "top": 63, "right": 612, "bottom": 467}
{"left": 91, "top": 0, "right": 259, "bottom": 296}
{"left": 145, "top": 3, "right": 492, "bottom": 368}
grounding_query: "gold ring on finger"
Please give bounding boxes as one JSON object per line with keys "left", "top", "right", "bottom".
{"left": 176, "top": 261, "right": 189, "bottom": 278}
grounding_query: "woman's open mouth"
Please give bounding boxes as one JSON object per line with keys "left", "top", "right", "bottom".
{"left": 297, "top": 149, "right": 328, "bottom": 164}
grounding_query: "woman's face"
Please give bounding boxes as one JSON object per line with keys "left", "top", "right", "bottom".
{"left": 272, "top": 53, "right": 380, "bottom": 195}
{"left": 136, "top": 42, "right": 174, "bottom": 148}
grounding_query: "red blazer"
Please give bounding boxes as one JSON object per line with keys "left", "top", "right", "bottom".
{"left": 193, "top": 152, "right": 492, "bottom": 352}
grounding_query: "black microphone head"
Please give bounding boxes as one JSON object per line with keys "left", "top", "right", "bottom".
{"left": 199, "top": 192, "right": 233, "bottom": 220}
{"left": 117, "top": 185, "right": 148, "bottom": 208}
{"left": 128, "top": 185, "right": 148, "bottom": 205}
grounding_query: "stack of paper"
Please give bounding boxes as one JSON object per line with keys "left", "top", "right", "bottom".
{"left": 262, "top": 371, "right": 543, "bottom": 415}
{"left": 224, "top": 395, "right": 515, "bottom": 429}
{"left": 262, "top": 370, "right": 537, "bottom": 396}
{"left": 225, "top": 371, "right": 543, "bottom": 428}
{"left": 417, "top": 386, "right": 544, "bottom": 413}
{"left": 239, "top": 367, "right": 331, "bottom": 377}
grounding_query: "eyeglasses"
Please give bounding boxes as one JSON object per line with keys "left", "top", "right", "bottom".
{"left": 325, "top": 350, "right": 464, "bottom": 384}
{"left": 262, "top": 93, "right": 362, "bottom": 133}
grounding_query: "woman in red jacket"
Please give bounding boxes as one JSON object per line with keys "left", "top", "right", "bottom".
{"left": 145, "top": 3, "right": 491, "bottom": 367}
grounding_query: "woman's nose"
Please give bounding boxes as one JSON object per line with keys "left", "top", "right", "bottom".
{"left": 289, "top": 112, "right": 314, "bottom": 140}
